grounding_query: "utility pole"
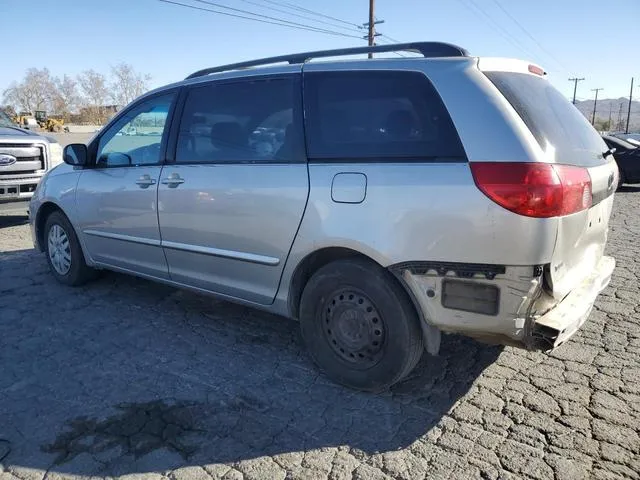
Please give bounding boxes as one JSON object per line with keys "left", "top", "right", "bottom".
{"left": 608, "top": 104, "right": 613, "bottom": 132}
{"left": 568, "top": 77, "right": 585, "bottom": 104}
{"left": 368, "top": 0, "right": 375, "bottom": 58}
{"left": 617, "top": 103, "right": 624, "bottom": 131}
{"left": 591, "top": 88, "right": 603, "bottom": 126}
{"left": 625, "top": 77, "right": 634, "bottom": 134}
{"left": 363, "top": 0, "right": 383, "bottom": 58}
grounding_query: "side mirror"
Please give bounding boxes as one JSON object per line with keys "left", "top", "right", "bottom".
{"left": 63, "top": 143, "right": 88, "bottom": 166}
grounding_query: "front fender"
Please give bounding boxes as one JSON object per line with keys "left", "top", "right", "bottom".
{"left": 30, "top": 168, "right": 89, "bottom": 261}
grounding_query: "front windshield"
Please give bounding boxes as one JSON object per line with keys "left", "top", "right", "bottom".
{"left": 0, "top": 110, "right": 16, "bottom": 127}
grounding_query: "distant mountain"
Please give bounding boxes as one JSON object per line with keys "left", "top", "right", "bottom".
{"left": 574, "top": 97, "right": 640, "bottom": 132}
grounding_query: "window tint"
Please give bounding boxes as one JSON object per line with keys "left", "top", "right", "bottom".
{"left": 96, "top": 93, "right": 174, "bottom": 167}
{"left": 176, "top": 77, "right": 301, "bottom": 163}
{"left": 304, "top": 71, "right": 465, "bottom": 160}
{"left": 486, "top": 72, "right": 607, "bottom": 167}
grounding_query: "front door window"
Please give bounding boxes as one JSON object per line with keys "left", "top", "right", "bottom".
{"left": 96, "top": 93, "right": 174, "bottom": 167}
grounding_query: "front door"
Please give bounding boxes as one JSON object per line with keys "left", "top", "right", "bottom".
{"left": 75, "top": 92, "right": 176, "bottom": 278}
{"left": 158, "top": 73, "right": 308, "bottom": 304}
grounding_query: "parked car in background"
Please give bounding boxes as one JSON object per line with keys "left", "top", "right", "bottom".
{"left": 612, "top": 132, "right": 640, "bottom": 147}
{"left": 602, "top": 135, "right": 640, "bottom": 185}
{"left": 0, "top": 110, "right": 63, "bottom": 216}
{"left": 29, "top": 42, "right": 617, "bottom": 391}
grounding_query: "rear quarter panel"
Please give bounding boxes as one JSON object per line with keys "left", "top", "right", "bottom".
{"left": 274, "top": 162, "right": 558, "bottom": 315}
{"left": 275, "top": 58, "right": 561, "bottom": 315}
{"left": 287, "top": 163, "right": 557, "bottom": 266}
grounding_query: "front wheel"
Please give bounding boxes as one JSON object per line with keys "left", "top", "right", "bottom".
{"left": 44, "top": 211, "right": 96, "bottom": 286}
{"left": 299, "top": 258, "right": 424, "bottom": 392}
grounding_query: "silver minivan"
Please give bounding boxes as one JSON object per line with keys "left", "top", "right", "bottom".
{"left": 29, "top": 43, "right": 617, "bottom": 391}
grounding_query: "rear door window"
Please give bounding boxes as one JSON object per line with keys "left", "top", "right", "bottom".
{"left": 303, "top": 71, "right": 466, "bottom": 161}
{"left": 175, "top": 76, "right": 303, "bottom": 164}
{"left": 485, "top": 72, "right": 608, "bottom": 167}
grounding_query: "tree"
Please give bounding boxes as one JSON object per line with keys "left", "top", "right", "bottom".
{"left": 2, "top": 68, "right": 56, "bottom": 113}
{"left": 2, "top": 83, "right": 24, "bottom": 111}
{"left": 110, "top": 63, "right": 151, "bottom": 107}
{"left": 51, "top": 75, "right": 80, "bottom": 119}
{"left": 594, "top": 119, "right": 611, "bottom": 132}
{"left": 1, "top": 105, "right": 16, "bottom": 118}
{"left": 77, "top": 70, "right": 109, "bottom": 124}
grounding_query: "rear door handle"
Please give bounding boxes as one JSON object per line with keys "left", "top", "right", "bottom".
{"left": 135, "top": 175, "right": 156, "bottom": 189}
{"left": 161, "top": 173, "right": 185, "bottom": 188}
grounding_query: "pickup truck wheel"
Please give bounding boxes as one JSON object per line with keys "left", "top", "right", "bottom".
{"left": 299, "top": 258, "right": 423, "bottom": 392}
{"left": 44, "top": 211, "right": 95, "bottom": 286}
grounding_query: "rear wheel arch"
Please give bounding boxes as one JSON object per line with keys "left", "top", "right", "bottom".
{"left": 287, "top": 247, "right": 419, "bottom": 322}
{"left": 288, "top": 247, "right": 373, "bottom": 319}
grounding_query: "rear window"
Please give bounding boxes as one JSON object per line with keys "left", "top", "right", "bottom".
{"left": 486, "top": 72, "right": 607, "bottom": 167}
{"left": 304, "top": 71, "right": 466, "bottom": 161}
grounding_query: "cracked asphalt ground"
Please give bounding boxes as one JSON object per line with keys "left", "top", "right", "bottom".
{"left": 1, "top": 189, "right": 639, "bottom": 480}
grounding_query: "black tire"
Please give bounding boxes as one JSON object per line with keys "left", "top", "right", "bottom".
{"left": 299, "top": 258, "right": 424, "bottom": 392}
{"left": 44, "top": 210, "right": 96, "bottom": 286}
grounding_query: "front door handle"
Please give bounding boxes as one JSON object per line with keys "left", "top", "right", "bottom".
{"left": 161, "top": 173, "right": 185, "bottom": 188}
{"left": 135, "top": 174, "right": 156, "bottom": 189}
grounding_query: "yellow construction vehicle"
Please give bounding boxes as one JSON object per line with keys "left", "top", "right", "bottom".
{"left": 34, "top": 110, "right": 65, "bottom": 132}
{"left": 13, "top": 111, "right": 39, "bottom": 130}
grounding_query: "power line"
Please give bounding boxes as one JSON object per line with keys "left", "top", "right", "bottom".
{"left": 191, "top": 0, "right": 363, "bottom": 37}
{"left": 256, "top": 0, "right": 362, "bottom": 28}
{"left": 158, "top": 0, "right": 363, "bottom": 38}
{"left": 380, "top": 34, "right": 403, "bottom": 44}
{"left": 455, "top": 0, "right": 544, "bottom": 66}
{"left": 239, "top": 0, "right": 409, "bottom": 59}
{"left": 160, "top": 0, "right": 411, "bottom": 60}
{"left": 380, "top": 34, "right": 422, "bottom": 57}
{"left": 376, "top": 36, "right": 406, "bottom": 57}
{"left": 235, "top": 0, "right": 363, "bottom": 34}
{"left": 489, "top": 0, "right": 567, "bottom": 72}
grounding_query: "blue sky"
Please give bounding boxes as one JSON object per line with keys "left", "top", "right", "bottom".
{"left": 2, "top": 0, "right": 638, "bottom": 102}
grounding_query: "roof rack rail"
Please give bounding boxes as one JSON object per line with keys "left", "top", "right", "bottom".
{"left": 185, "top": 42, "right": 468, "bottom": 80}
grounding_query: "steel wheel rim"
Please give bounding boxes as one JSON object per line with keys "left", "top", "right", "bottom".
{"left": 47, "top": 224, "right": 72, "bottom": 275}
{"left": 322, "top": 288, "right": 386, "bottom": 368}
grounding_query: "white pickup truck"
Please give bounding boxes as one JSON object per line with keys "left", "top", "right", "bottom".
{"left": 0, "top": 111, "right": 63, "bottom": 215}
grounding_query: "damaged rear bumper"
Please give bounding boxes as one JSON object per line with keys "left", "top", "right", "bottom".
{"left": 394, "top": 256, "right": 615, "bottom": 353}
{"left": 528, "top": 255, "right": 615, "bottom": 350}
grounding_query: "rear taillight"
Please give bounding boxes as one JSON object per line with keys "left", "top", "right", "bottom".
{"left": 470, "top": 162, "right": 592, "bottom": 218}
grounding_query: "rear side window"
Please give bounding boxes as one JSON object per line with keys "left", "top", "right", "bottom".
{"left": 485, "top": 72, "right": 607, "bottom": 167}
{"left": 176, "top": 77, "right": 303, "bottom": 163}
{"left": 304, "top": 71, "right": 466, "bottom": 161}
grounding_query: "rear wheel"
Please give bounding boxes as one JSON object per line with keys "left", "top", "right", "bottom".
{"left": 299, "top": 258, "right": 423, "bottom": 392}
{"left": 44, "top": 211, "right": 96, "bottom": 286}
